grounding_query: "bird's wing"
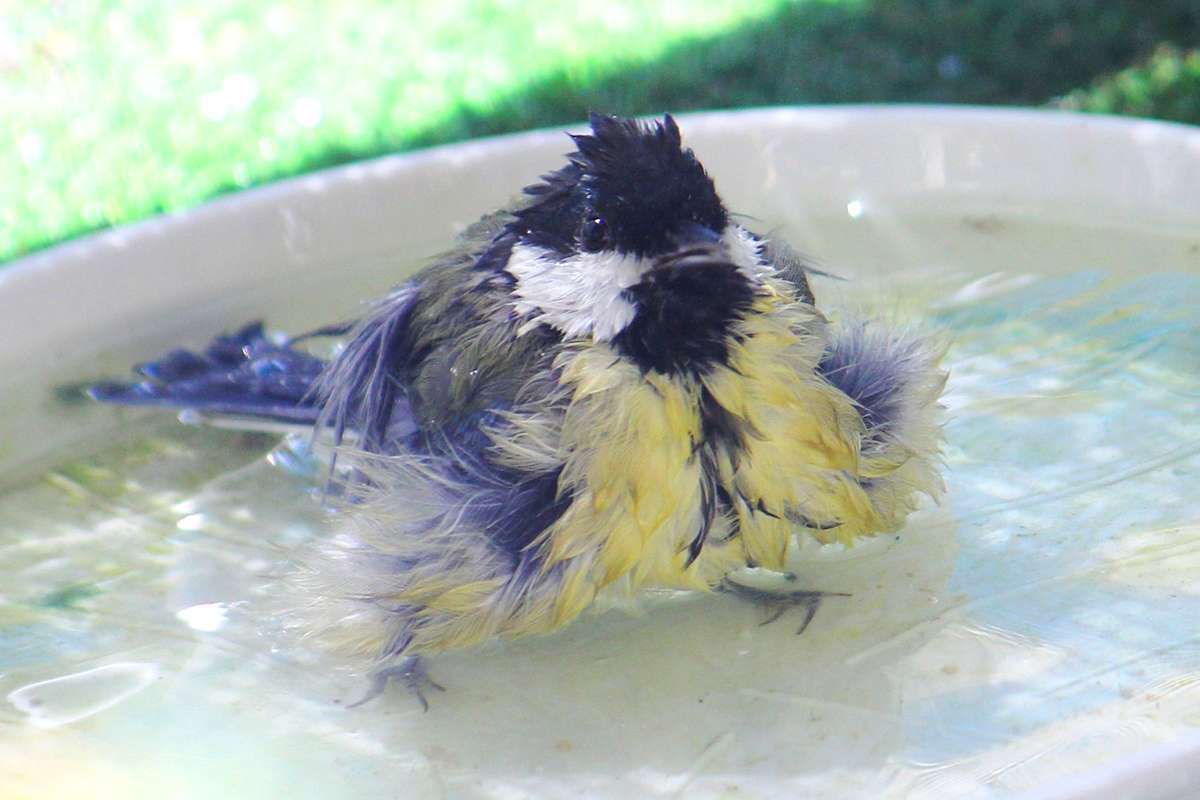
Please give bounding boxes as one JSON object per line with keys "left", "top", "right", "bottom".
{"left": 816, "top": 318, "right": 947, "bottom": 519}
{"left": 312, "top": 232, "right": 561, "bottom": 456}
{"left": 296, "top": 263, "right": 592, "bottom": 659}
{"left": 760, "top": 235, "right": 816, "bottom": 304}
{"left": 87, "top": 211, "right": 518, "bottom": 438}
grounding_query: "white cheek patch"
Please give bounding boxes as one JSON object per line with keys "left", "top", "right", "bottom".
{"left": 506, "top": 243, "right": 648, "bottom": 341}
{"left": 723, "top": 224, "right": 775, "bottom": 281}
{"left": 507, "top": 228, "right": 769, "bottom": 341}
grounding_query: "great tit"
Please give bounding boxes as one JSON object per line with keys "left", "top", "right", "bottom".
{"left": 91, "top": 113, "right": 946, "bottom": 707}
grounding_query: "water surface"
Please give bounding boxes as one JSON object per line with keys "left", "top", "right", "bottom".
{"left": 2, "top": 210, "right": 1198, "bottom": 799}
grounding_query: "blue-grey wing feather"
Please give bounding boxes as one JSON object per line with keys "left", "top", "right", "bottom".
{"left": 87, "top": 214, "right": 510, "bottom": 439}
{"left": 89, "top": 209, "right": 572, "bottom": 563}
{"left": 88, "top": 322, "right": 327, "bottom": 426}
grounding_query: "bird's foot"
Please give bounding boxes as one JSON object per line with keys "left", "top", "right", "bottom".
{"left": 346, "top": 655, "right": 445, "bottom": 711}
{"left": 722, "top": 579, "right": 850, "bottom": 635}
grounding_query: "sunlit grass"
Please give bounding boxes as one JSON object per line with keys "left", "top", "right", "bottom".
{"left": 2, "top": 0, "right": 790, "bottom": 261}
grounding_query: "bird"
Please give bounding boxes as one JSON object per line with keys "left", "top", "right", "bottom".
{"left": 90, "top": 112, "right": 947, "bottom": 708}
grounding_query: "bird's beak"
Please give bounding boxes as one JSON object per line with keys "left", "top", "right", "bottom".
{"left": 670, "top": 221, "right": 723, "bottom": 250}
{"left": 654, "top": 225, "right": 735, "bottom": 273}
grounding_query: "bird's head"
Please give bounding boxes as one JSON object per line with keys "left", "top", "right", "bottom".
{"left": 498, "top": 113, "right": 773, "bottom": 372}
{"left": 519, "top": 112, "right": 727, "bottom": 258}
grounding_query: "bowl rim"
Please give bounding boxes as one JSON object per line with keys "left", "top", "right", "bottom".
{"left": 4, "top": 103, "right": 1199, "bottom": 276}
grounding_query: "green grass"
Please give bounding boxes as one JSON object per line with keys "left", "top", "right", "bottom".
{"left": 1059, "top": 46, "right": 1200, "bottom": 124}
{"left": 4, "top": 0, "right": 1200, "bottom": 265}
{"left": 3, "top": 0, "right": 791, "bottom": 262}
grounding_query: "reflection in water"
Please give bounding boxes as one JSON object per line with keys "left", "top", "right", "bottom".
{"left": 1, "top": 239, "right": 1198, "bottom": 798}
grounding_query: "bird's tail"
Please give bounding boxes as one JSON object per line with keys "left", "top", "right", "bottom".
{"left": 88, "top": 321, "right": 335, "bottom": 434}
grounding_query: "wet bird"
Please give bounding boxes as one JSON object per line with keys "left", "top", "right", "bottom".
{"left": 91, "top": 113, "right": 946, "bottom": 707}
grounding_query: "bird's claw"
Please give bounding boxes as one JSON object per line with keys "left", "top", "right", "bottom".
{"left": 723, "top": 581, "right": 850, "bottom": 635}
{"left": 346, "top": 656, "right": 445, "bottom": 711}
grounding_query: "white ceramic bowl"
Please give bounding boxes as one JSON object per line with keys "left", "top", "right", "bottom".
{"left": 2, "top": 107, "right": 1199, "bottom": 798}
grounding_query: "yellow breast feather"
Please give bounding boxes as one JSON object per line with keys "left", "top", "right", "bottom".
{"left": 297, "top": 286, "right": 945, "bottom": 664}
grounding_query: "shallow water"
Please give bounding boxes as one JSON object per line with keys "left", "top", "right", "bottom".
{"left": 2, "top": 213, "right": 1199, "bottom": 799}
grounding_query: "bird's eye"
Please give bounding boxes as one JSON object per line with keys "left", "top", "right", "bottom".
{"left": 580, "top": 216, "right": 607, "bottom": 251}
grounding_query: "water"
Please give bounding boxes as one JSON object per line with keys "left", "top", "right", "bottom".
{"left": 2, "top": 214, "right": 1199, "bottom": 799}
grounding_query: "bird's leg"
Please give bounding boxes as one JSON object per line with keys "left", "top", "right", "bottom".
{"left": 721, "top": 577, "right": 851, "bottom": 635}
{"left": 346, "top": 655, "right": 445, "bottom": 711}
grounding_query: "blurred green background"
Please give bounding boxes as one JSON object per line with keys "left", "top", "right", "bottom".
{"left": 5, "top": 0, "right": 1200, "bottom": 265}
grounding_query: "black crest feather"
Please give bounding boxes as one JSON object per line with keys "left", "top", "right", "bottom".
{"left": 509, "top": 113, "right": 727, "bottom": 258}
